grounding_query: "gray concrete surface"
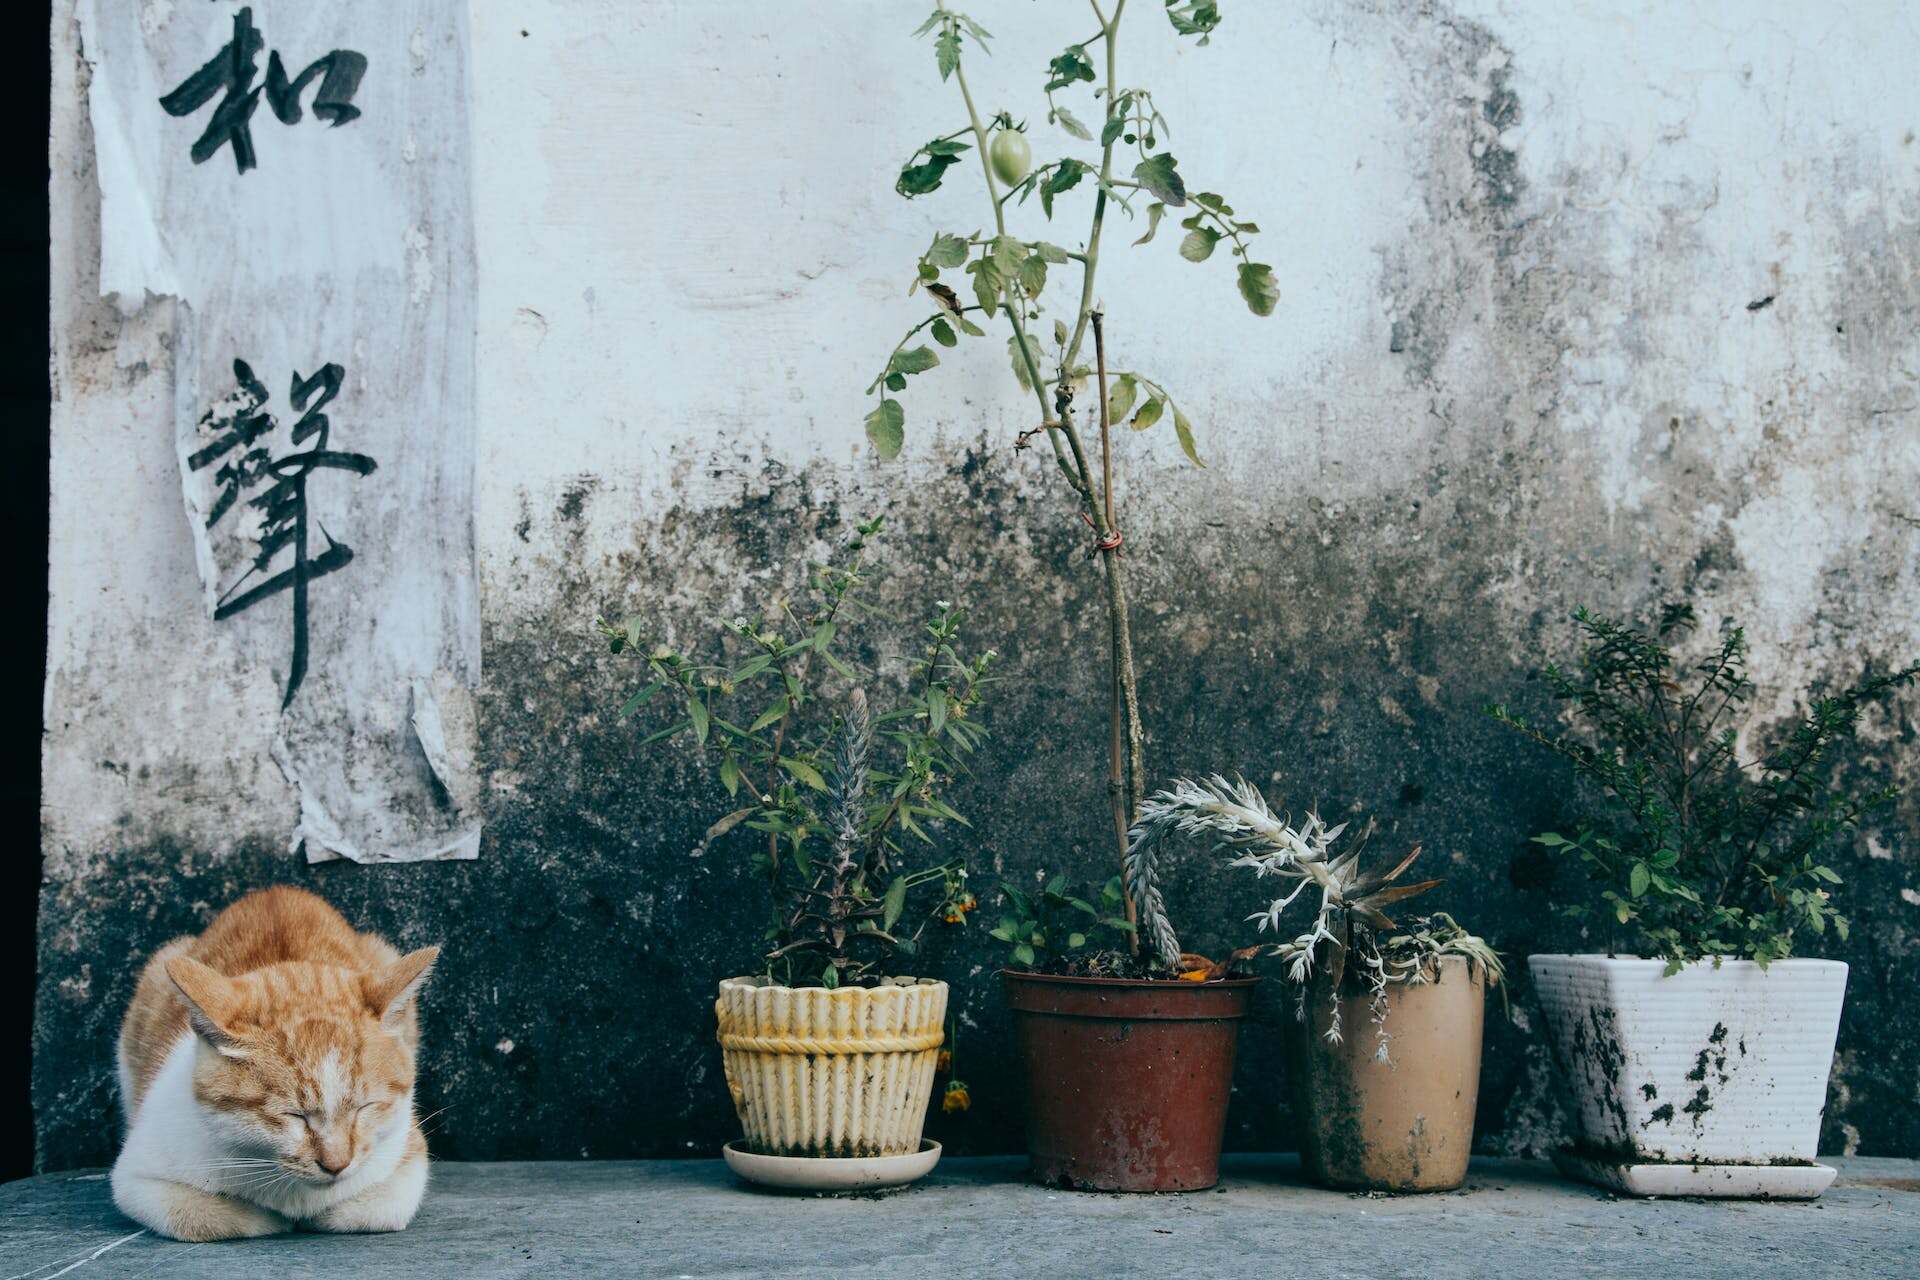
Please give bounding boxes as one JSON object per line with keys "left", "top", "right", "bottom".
{"left": 3, "top": 1156, "right": 1917, "bottom": 1278}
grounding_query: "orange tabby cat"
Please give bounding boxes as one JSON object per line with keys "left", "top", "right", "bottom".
{"left": 111, "top": 886, "right": 439, "bottom": 1242}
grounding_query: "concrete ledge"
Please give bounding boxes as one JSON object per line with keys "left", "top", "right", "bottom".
{"left": 3, "top": 1156, "right": 1916, "bottom": 1277}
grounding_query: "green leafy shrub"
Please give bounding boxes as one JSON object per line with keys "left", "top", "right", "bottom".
{"left": 987, "top": 875, "right": 1137, "bottom": 972}
{"left": 602, "top": 518, "right": 997, "bottom": 987}
{"left": 1490, "top": 606, "right": 1918, "bottom": 971}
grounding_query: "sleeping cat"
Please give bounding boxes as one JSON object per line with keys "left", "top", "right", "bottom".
{"left": 111, "top": 886, "right": 440, "bottom": 1242}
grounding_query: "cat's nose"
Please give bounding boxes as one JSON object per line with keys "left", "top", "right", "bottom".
{"left": 316, "top": 1148, "right": 351, "bottom": 1176}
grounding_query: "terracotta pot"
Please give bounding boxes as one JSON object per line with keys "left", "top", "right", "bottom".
{"left": 1529, "top": 954, "right": 1847, "bottom": 1199}
{"left": 1283, "top": 954, "right": 1485, "bottom": 1192}
{"left": 1002, "top": 971, "right": 1257, "bottom": 1192}
{"left": 714, "top": 976, "right": 946, "bottom": 1160}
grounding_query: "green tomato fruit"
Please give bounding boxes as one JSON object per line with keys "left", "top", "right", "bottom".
{"left": 989, "top": 129, "right": 1032, "bottom": 186}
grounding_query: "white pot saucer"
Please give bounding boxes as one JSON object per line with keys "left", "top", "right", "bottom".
{"left": 1554, "top": 1149, "right": 1837, "bottom": 1200}
{"left": 722, "top": 1139, "right": 942, "bottom": 1192}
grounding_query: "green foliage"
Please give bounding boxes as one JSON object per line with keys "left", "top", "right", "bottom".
{"left": 1490, "top": 606, "right": 1918, "bottom": 972}
{"left": 867, "top": 2, "right": 1277, "bottom": 460}
{"left": 1163, "top": 1, "right": 1224, "bottom": 43}
{"left": 988, "top": 875, "right": 1136, "bottom": 969}
{"left": 602, "top": 518, "right": 998, "bottom": 986}
{"left": 896, "top": 136, "right": 971, "bottom": 197}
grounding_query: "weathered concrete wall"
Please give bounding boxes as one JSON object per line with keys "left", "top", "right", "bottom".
{"left": 42, "top": 0, "right": 1920, "bottom": 1169}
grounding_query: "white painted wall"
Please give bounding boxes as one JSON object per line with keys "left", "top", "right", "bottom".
{"left": 50, "top": 0, "right": 1920, "bottom": 896}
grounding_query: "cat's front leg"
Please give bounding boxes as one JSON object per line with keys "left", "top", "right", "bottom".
{"left": 309, "top": 1128, "right": 429, "bottom": 1234}
{"left": 110, "top": 1168, "right": 292, "bottom": 1242}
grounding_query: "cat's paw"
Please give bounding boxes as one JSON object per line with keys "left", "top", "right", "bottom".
{"left": 308, "top": 1146, "right": 428, "bottom": 1234}
{"left": 176, "top": 1197, "right": 292, "bottom": 1243}
{"left": 113, "top": 1173, "right": 292, "bottom": 1242}
{"left": 308, "top": 1198, "right": 419, "bottom": 1234}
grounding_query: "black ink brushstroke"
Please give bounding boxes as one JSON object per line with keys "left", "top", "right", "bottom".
{"left": 157, "top": 7, "right": 266, "bottom": 173}
{"left": 159, "top": 7, "right": 367, "bottom": 173}
{"left": 265, "top": 50, "right": 369, "bottom": 126}
{"left": 195, "top": 358, "right": 377, "bottom": 708}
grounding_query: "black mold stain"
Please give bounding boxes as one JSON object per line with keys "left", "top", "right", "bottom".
{"left": 1683, "top": 1085, "right": 1714, "bottom": 1129}
{"left": 1475, "top": 62, "right": 1525, "bottom": 212}
{"left": 557, "top": 477, "right": 600, "bottom": 523}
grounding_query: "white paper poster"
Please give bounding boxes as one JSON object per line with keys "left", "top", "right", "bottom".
{"left": 77, "top": 1, "right": 481, "bottom": 863}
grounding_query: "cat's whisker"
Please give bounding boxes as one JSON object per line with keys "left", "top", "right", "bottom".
{"left": 182, "top": 1159, "right": 279, "bottom": 1171}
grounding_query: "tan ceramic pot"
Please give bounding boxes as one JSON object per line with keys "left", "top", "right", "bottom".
{"left": 715, "top": 976, "right": 947, "bottom": 1158}
{"left": 1283, "top": 954, "right": 1485, "bottom": 1192}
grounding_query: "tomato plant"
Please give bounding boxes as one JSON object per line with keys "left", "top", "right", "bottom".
{"left": 861, "top": 2, "right": 1275, "bottom": 975}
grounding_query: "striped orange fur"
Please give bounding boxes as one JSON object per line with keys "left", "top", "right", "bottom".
{"left": 111, "top": 887, "right": 440, "bottom": 1241}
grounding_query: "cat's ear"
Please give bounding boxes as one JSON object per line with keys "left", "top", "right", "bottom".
{"left": 165, "top": 957, "right": 248, "bottom": 1058}
{"left": 365, "top": 946, "right": 440, "bottom": 1025}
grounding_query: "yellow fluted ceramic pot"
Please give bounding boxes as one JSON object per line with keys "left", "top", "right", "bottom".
{"left": 715, "top": 976, "right": 948, "bottom": 1157}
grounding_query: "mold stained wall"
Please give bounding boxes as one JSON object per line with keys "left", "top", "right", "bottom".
{"left": 41, "top": 0, "right": 1920, "bottom": 1167}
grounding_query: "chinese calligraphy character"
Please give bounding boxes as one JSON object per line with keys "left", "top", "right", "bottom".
{"left": 190, "top": 359, "right": 377, "bottom": 706}
{"left": 159, "top": 7, "right": 368, "bottom": 174}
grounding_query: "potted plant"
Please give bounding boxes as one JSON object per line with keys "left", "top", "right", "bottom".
{"left": 1132, "top": 776, "right": 1504, "bottom": 1192}
{"left": 1491, "top": 605, "right": 1917, "bottom": 1198}
{"left": 865, "top": 3, "right": 1279, "bottom": 1193}
{"left": 604, "top": 518, "right": 995, "bottom": 1191}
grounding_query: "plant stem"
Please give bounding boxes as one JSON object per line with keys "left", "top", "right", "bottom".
{"left": 1077, "top": 1, "right": 1148, "bottom": 905}
{"left": 1092, "top": 311, "right": 1141, "bottom": 952}
{"left": 951, "top": 1, "right": 1148, "bottom": 956}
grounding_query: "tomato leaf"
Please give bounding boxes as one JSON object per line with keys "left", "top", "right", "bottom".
{"left": 1133, "top": 201, "right": 1167, "bottom": 245}
{"left": 1132, "top": 153, "right": 1186, "bottom": 206}
{"left": 1007, "top": 332, "right": 1043, "bottom": 391}
{"left": 1172, "top": 404, "right": 1203, "bottom": 467}
{"left": 889, "top": 345, "right": 940, "bottom": 376}
{"left": 864, "top": 399, "right": 905, "bottom": 459}
{"left": 1039, "top": 158, "right": 1089, "bottom": 218}
{"left": 926, "top": 233, "right": 971, "bottom": 268}
{"left": 1179, "top": 228, "right": 1221, "bottom": 262}
{"left": 1045, "top": 45, "right": 1096, "bottom": 92}
{"left": 1237, "top": 261, "right": 1280, "bottom": 316}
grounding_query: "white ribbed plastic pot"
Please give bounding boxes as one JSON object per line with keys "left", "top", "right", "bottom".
{"left": 1530, "top": 955, "right": 1847, "bottom": 1197}
{"left": 715, "top": 976, "right": 947, "bottom": 1160}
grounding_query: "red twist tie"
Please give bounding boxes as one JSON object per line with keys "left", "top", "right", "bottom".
{"left": 1080, "top": 510, "right": 1124, "bottom": 554}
